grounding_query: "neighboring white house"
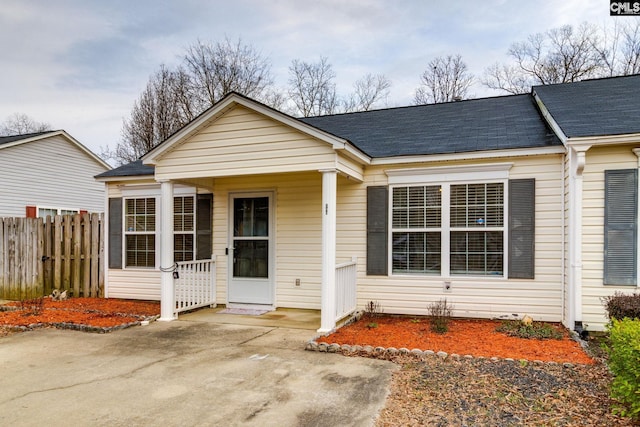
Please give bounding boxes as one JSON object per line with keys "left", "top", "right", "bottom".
{"left": 0, "top": 130, "right": 110, "bottom": 217}
{"left": 96, "top": 74, "right": 640, "bottom": 333}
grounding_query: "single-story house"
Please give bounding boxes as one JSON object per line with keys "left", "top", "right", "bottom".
{"left": 0, "top": 130, "right": 110, "bottom": 217}
{"left": 95, "top": 74, "right": 640, "bottom": 332}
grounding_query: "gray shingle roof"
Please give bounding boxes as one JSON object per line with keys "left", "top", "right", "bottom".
{"left": 0, "top": 131, "right": 52, "bottom": 146}
{"left": 533, "top": 74, "right": 640, "bottom": 138}
{"left": 95, "top": 159, "right": 154, "bottom": 178}
{"left": 301, "top": 94, "right": 561, "bottom": 158}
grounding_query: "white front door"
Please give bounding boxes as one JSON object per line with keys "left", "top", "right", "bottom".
{"left": 228, "top": 193, "right": 274, "bottom": 305}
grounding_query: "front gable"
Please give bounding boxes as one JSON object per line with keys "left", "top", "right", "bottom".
{"left": 144, "top": 94, "right": 367, "bottom": 182}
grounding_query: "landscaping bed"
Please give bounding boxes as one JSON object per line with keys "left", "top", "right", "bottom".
{"left": 0, "top": 297, "right": 160, "bottom": 334}
{"left": 315, "top": 315, "right": 594, "bottom": 364}
{"left": 313, "top": 314, "right": 634, "bottom": 426}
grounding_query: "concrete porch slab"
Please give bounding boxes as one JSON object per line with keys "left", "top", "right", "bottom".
{"left": 179, "top": 306, "right": 321, "bottom": 330}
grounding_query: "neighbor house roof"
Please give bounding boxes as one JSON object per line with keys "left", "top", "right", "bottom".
{"left": 533, "top": 74, "right": 640, "bottom": 138}
{"left": 0, "top": 131, "right": 51, "bottom": 146}
{"left": 0, "top": 130, "right": 111, "bottom": 170}
{"left": 301, "top": 94, "right": 561, "bottom": 158}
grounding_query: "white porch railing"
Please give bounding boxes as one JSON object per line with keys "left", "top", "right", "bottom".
{"left": 335, "top": 257, "right": 357, "bottom": 321}
{"left": 174, "top": 256, "right": 216, "bottom": 315}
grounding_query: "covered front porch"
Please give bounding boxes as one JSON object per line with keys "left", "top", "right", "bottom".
{"left": 158, "top": 170, "right": 359, "bottom": 333}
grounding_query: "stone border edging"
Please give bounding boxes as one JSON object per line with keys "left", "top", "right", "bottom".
{"left": 304, "top": 339, "right": 581, "bottom": 368}
{"left": 2, "top": 315, "right": 159, "bottom": 334}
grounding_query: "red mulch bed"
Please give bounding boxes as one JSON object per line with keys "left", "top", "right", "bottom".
{"left": 317, "top": 316, "right": 594, "bottom": 365}
{"left": 0, "top": 298, "right": 160, "bottom": 332}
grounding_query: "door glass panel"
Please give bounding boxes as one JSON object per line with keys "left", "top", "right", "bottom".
{"left": 233, "top": 240, "right": 268, "bottom": 278}
{"left": 234, "top": 197, "right": 269, "bottom": 237}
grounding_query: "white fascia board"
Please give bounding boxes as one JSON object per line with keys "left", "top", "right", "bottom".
{"left": 371, "top": 145, "right": 565, "bottom": 166}
{"left": 0, "top": 130, "right": 111, "bottom": 170}
{"left": 567, "top": 133, "right": 640, "bottom": 147}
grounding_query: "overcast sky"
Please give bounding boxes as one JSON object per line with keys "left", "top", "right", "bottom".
{"left": 0, "top": 0, "right": 617, "bottom": 157}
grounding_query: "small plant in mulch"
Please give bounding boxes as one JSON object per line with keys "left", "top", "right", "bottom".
{"left": 363, "top": 300, "right": 384, "bottom": 318}
{"left": 427, "top": 298, "right": 453, "bottom": 334}
{"left": 366, "top": 322, "right": 378, "bottom": 329}
{"left": 496, "top": 319, "right": 563, "bottom": 340}
{"left": 19, "top": 297, "right": 45, "bottom": 316}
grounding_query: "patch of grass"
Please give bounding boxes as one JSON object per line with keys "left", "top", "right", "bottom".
{"left": 496, "top": 320, "right": 563, "bottom": 340}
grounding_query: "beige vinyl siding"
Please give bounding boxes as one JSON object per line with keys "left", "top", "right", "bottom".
{"left": 0, "top": 135, "right": 108, "bottom": 217}
{"left": 212, "top": 172, "right": 323, "bottom": 308}
{"left": 107, "top": 270, "right": 161, "bottom": 300}
{"left": 581, "top": 145, "right": 638, "bottom": 330}
{"left": 154, "top": 106, "right": 338, "bottom": 181}
{"left": 351, "top": 154, "right": 565, "bottom": 322}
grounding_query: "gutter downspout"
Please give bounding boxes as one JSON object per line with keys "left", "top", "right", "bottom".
{"left": 568, "top": 145, "right": 590, "bottom": 332}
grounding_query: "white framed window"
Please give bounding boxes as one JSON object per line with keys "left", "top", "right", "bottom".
{"left": 37, "top": 207, "right": 80, "bottom": 218}
{"left": 387, "top": 164, "right": 510, "bottom": 278}
{"left": 174, "top": 196, "right": 195, "bottom": 262}
{"left": 124, "top": 198, "right": 156, "bottom": 268}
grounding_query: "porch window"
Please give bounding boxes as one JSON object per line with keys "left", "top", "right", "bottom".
{"left": 174, "top": 196, "right": 195, "bottom": 262}
{"left": 391, "top": 181, "right": 505, "bottom": 276}
{"left": 124, "top": 198, "right": 156, "bottom": 268}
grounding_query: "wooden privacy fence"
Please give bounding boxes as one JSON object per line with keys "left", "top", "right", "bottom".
{"left": 0, "top": 214, "right": 103, "bottom": 300}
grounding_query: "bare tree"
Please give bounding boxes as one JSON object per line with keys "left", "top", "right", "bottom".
{"left": 116, "top": 65, "right": 192, "bottom": 164}
{"left": 343, "top": 73, "right": 391, "bottom": 112}
{"left": 620, "top": 21, "right": 640, "bottom": 75}
{"left": 483, "top": 23, "right": 605, "bottom": 93}
{"left": 184, "top": 37, "right": 274, "bottom": 108}
{"left": 0, "top": 113, "right": 51, "bottom": 136}
{"left": 595, "top": 21, "right": 640, "bottom": 76}
{"left": 288, "top": 57, "right": 339, "bottom": 117}
{"left": 414, "top": 54, "right": 474, "bottom": 104}
{"left": 116, "top": 38, "right": 278, "bottom": 165}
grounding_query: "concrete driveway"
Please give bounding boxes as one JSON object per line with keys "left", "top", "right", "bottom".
{"left": 0, "top": 314, "right": 396, "bottom": 427}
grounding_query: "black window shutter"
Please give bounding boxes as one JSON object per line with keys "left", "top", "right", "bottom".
{"left": 196, "top": 193, "right": 213, "bottom": 260}
{"left": 604, "top": 169, "right": 637, "bottom": 286}
{"left": 508, "top": 179, "right": 535, "bottom": 279}
{"left": 367, "top": 186, "right": 388, "bottom": 275}
{"left": 108, "top": 198, "right": 123, "bottom": 269}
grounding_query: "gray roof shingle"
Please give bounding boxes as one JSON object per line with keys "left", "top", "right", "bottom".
{"left": 101, "top": 91, "right": 566, "bottom": 178}
{"left": 301, "top": 94, "right": 561, "bottom": 158}
{"left": 533, "top": 74, "right": 640, "bottom": 138}
{"left": 95, "top": 159, "right": 154, "bottom": 178}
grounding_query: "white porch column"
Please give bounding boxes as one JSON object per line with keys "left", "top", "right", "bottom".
{"left": 567, "top": 145, "right": 590, "bottom": 331}
{"left": 319, "top": 169, "right": 337, "bottom": 333}
{"left": 159, "top": 180, "right": 175, "bottom": 321}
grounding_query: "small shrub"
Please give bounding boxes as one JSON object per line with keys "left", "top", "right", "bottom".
{"left": 605, "top": 318, "right": 640, "bottom": 420}
{"left": 496, "top": 320, "right": 563, "bottom": 340}
{"left": 366, "top": 322, "right": 378, "bottom": 329}
{"left": 428, "top": 298, "right": 453, "bottom": 334}
{"left": 363, "top": 300, "right": 383, "bottom": 318}
{"left": 602, "top": 292, "right": 640, "bottom": 321}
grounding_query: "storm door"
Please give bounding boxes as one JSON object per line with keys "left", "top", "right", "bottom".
{"left": 228, "top": 193, "right": 273, "bottom": 305}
